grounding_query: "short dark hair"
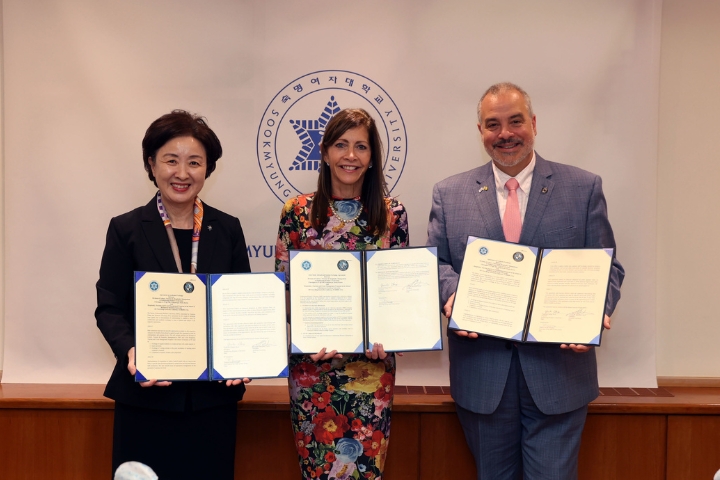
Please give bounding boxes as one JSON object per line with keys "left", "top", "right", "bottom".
{"left": 142, "top": 110, "right": 222, "bottom": 186}
{"left": 310, "top": 108, "right": 389, "bottom": 236}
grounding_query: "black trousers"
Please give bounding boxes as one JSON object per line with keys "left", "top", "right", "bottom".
{"left": 112, "top": 401, "right": 238, "bottom": 480}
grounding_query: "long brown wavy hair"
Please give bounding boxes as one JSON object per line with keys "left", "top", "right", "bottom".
{"left": 310, "top": 108, "right": 389, "bottom": 236}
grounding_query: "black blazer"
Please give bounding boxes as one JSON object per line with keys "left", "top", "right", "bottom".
{"left": 95, "top": 197, "right": 251, "bottom": 411}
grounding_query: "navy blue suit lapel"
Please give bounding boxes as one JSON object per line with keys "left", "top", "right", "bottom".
{"left": 140, "top": 198, "right": 178, "bottom": 272}
{"left": 520, "top": 154, "right": 554, "bottom": 246}
{"left": 472, "top": 164, "right": 505, "bottom": 241}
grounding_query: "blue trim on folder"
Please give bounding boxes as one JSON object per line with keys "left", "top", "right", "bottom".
{"left": 431, "top": 338, "right": 442, "bottom": 350}
{"left": 135, "top": 371, "right": 147, "bottom": 382}
{"left": 134, "top": 271, "right": 146, "bottom": 282}
{"left": 278, "top": 365, "right": 290, "bottom": 378}
{"left": 589, "top": 334, "right": 601, "bottom": 345}
{"left": 291, "top": 343, "right": 303, "bottom": 354}
{"left": 448, "top": 318, "right": 460, "bottom": 329}
{"left": 274, "top": 272, "right": 285, "bottom": 282}
{"left": 352, "top": 342, "right": 364, "bottom": 353}
{"left": 511, "top": 331, "right": 524, "bottom": 341}
{"left": 198, "top": 368, "right": 210, "bottom": 381}
{"left": 525, "top": 332, "right": 539, "bottom": 342}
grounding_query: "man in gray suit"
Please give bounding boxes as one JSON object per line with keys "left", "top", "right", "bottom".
{"left": 426, "top": 82, "right": 624, "bottom": 479}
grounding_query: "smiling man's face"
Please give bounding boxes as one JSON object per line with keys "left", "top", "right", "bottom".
{"left": 478, "top": 89, "right": 537, "bottom": 176}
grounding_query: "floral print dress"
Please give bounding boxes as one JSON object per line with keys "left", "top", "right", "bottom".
{"left": 275, "top": 193, "right": 409, "bottom": 480}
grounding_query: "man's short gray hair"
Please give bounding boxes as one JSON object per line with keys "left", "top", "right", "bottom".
{"left": 477, "top": 82, "right": 534, "bottom": 122}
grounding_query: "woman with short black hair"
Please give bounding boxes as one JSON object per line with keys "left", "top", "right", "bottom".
{"left": 96, "top": 110, "right": 250, "bottom": 479}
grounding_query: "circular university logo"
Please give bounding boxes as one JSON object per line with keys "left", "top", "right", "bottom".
{"left": 337, "top": 260, "right": 349, "bottom": 271}
{"left": 302, "top": 260, "right": 312, "bottom": 270}
{"left": 183, "top": 282, "right": 195, "bottom": 293}
{"left": 257, "top": 70, "right": 408, "bottom": 202}
{"left": 479, "top": 247, "right": 488, "bottom": 255}
{"left": 149, "top": 281, "right": 159, "bottom": 291}
{"left": 513, "top": 252, "right": 524, "bottom": 262}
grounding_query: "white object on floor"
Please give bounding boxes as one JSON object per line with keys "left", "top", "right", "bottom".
{"left": 114, "top": 461, "right": 158, "bottom": 480}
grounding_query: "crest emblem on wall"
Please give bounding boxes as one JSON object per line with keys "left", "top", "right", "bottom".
{"left": 256, "top": 70, "right": 408, "bottom": 202}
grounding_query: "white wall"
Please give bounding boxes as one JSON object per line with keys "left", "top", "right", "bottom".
{"left": 656, "top": 0, "right": 720, "bottom": 378}
{"left": 0, "top": 1, "right": 4, "bottom": 380}
{"left": 3, "top": 0, "right": 706, "bottom": 385}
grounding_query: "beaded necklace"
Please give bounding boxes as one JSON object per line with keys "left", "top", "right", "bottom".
{"left": 329, "top": 199, "right": 363, "bottom": 226}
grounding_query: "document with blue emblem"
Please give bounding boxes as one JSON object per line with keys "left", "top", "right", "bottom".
{"left": 449, "top": 237, "right": 613, "bottom": 346}
{"left": 289, "top": 250, "right": 365, "bottom": 355}
{"left": 289, "top": 247, "right": 442, "bottom": 354}
{"left": 135, "top": 272, "right": 208, "bottom": 382}
{"left": 134, "top": 271, "right": 289, "bottom": 382}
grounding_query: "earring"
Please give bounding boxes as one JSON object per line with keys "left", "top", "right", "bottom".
{"left": 369, "top": 163, "right": 373, "bottom": 169}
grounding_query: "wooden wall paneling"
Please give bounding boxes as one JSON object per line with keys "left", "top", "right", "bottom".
{"left": 234, "top": 411, "right": 421, "bottom": 479}
{"left": 578, "top": 414, "right": 666, "bottom": 480}
{"left": 235, "top": 411, "right": 421, "bottom": 479}
{"left": 0, "top": 408, "right": 113, "bottom": 480}
{"left": 236, "top": 409, "right": 298, "bottom": 479}
{"left": 384, "top": 412, "right": 420, "bottom": 479}
{"left": 666, "top": 415, "right": 720, "bottom": 480}
{"left": 419, "top": 412, "right": 477, "bottom": 480}
{"left": 3, "top": 385, "right": 720, "bottom": 479}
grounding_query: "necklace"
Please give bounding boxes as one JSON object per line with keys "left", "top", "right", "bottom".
{"left": 330, "top": 199, "right": 363, "bottom": 225}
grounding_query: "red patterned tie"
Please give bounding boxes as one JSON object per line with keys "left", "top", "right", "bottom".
{"left": 503, "top": 178, "right": 521, "bottom": 243}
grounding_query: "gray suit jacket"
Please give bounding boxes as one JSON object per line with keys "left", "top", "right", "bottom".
{"left": 426, "top": 154, "right": 624, "bottom": 415}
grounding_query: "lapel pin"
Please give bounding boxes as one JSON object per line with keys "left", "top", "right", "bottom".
{"left": 479, "top": 186, "right": 488, "bottom": 192}
{"left": 207, "top": 225, "right": 213, "bottom": 231}
{"left": 541, "top": 187, "right": 548, "bottom": 194}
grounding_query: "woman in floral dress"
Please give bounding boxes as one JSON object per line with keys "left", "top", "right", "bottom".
{"left": 275, "top": 108, "right": 409, "bottom": 480}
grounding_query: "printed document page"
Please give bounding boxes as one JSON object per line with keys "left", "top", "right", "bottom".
{"left": 365, "top": 247, "right": 441, "bottom": 351}
{"left": 451, "top": 238, "right": 537, "bottom": 339}
{"left": 135, "top": 272, "right": 208, "bottom": 381}
{"left": 528, "top": 249, "right": 612, "bottom": 345}
{"left": 210, "top": 273, "right": 288, "bottom": 379}
{"left": 290, "top": 250, "right": 364, "bottom": 354}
